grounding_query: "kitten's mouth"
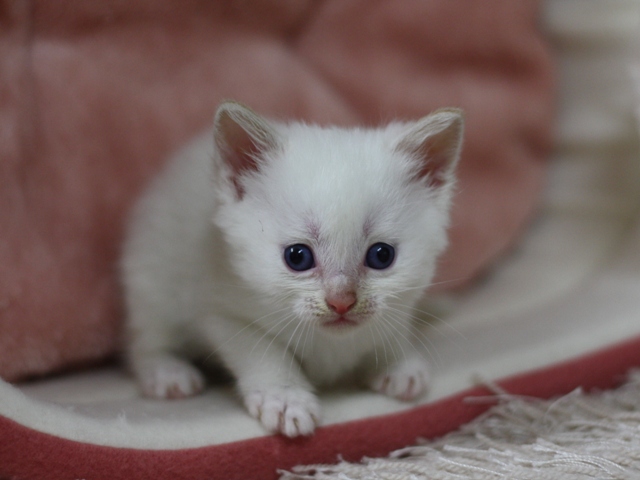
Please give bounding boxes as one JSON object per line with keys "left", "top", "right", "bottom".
{"left": 322, "top": 315, "right": 359, "bottom": 329}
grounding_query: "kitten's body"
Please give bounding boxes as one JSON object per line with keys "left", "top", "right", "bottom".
{"left": 122, "top": 102, "right": 463, "bottom": 437}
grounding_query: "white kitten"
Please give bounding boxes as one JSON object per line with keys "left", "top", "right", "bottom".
{"left": 122, "top": 101, "right": 464, "bottom": 437}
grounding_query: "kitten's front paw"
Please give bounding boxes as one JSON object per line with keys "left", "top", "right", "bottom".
{"left": 244, "top": 387, "right": 321, "bottom": 437}
{"left": 370, "top": 359, "right": 429, "bottom": 401}
{"left": 135, "top": 355, "right": 205, "bottom": 399}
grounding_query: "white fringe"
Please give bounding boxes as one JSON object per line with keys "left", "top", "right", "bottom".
{"left": 281, "top": 371, "right": 640, "bottom": 480}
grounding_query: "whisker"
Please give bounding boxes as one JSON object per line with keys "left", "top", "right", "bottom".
{"left": 367, "top": 323, "right": 380, "bottom": 369}
{"left": 371, "top": 319, "right": 391, "bottom": 370}
{"left": 256, "top": 313, "right": 298, "bottom": 364}
{"left": 202, "top": 305, "right": 293, "bottom": 362}
{"left": 299, "top": 318, "right": 314, "bottom": 366}
{"left": 376, "top": 315, "right": 410, "bottom": 366}
{"left": 384, "top": 310, "right": 441, "bottom": 367}
{"left": 389, "top": 304, "right": 466, "bottom": 345}
{"left": 280, "top": 313, "right": 307, "bottom": 376}
{"left": 289, "top": 319, "right": 315, "bottom": 382}
{"left": 288, "top": 319, "right": 309, "bottom": 378}
{"left": 390, "top": 313, "right": 456, "bottom": 365}
{"left": 388, "top": 275, "right": 469, "bottom": 296}
{"left": 374, "top": 317, "right": 403, "bottom": 365}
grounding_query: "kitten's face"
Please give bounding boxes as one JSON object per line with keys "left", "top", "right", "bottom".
{"left": 212, "top": 103, "right": 463, "bottom": 335}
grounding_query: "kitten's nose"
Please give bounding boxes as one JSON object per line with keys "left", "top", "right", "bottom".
{"left": 326, "top": 293, "right": 356, "bottom": 315}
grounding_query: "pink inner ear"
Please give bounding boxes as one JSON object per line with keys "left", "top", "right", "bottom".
{"left": 418, "top": 153, "right": 448, "bottom": 188}
{"left": 415, "top": 129, "right": 458, "bottom": 188}
{"left": 215, "top": 110, "right": 267, "bottom": 198}
{"left": 217, "top": 114, "right": 262, "bottom": 178}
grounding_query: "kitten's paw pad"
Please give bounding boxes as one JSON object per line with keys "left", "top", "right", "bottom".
{"left": 370, "top": 361, "right": 429, "bottom": 401}
{"left": 137, "top": 357, "right": 205, "bottom": 399}
{"left": 244, "top": 387, "right": 321, "bottom": 437}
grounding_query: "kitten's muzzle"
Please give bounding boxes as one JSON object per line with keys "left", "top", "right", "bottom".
{"left": 325, "top": 292, "right": 356, "bottom": 315}
{"left": 322, "top": 295, "right": 363, "bottom": 330}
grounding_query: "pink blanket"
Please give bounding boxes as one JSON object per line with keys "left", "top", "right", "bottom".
{"left": 0, "top": 0, "right": 554, "bottom": 381}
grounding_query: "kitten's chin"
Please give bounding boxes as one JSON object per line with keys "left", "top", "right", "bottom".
{"left": 320, "top": 315, "right": 362, "bottom": 331}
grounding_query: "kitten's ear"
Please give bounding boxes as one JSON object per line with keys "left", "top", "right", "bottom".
{"left": 213, "top": 101, "right": 281, "bottom": 199}
{"left": 396, "top": 108, "right": 464, "bottom": 189}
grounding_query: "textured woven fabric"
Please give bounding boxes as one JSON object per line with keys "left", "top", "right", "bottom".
{"left": 283, "top": 371, "right": 640, "bottom": 480}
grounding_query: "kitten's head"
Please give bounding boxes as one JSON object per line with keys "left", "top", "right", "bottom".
{"left": 211, "top": 101, "right": 463, "bottom": 334}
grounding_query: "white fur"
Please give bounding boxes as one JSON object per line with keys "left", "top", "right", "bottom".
{"left": 122, "top": 102, "right": 463, "bottom": 437}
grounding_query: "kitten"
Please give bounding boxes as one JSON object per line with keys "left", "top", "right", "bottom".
{"left": 122, "top": 101, "right": 464, "bottom": 437}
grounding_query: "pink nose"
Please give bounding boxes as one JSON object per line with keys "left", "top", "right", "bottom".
{"left": 326, "top": 294, "right": 356, "bottom": 315}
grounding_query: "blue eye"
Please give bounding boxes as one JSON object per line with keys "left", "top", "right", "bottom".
{"left": 365, "top": 243, "right": 395, "bottom": 270}
{"left": 284, "top": 244, "right": 315, "bottom": 271}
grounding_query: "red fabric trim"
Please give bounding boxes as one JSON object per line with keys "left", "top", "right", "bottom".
{"left": 3, "top": 336, "right": 640, "bottom": 480}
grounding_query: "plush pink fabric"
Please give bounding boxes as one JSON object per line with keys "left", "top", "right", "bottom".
{"left": 0, "top": 0, "right": 554, "bottom": 381}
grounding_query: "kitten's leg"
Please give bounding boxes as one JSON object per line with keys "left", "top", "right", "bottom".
{"left": 368, "top": 327, "right": 430, "bottom": 401}
{"left": 202, "top": 317, "right": 320, "bottom": 437}
{"left": 369, "top": 356, "right": 430, "bottom": 401}
{"left": 130, "top": 351, "right": 206, "bottom": 399}
{"left": 127, "top": 321, "right": 205, "bottom": 399}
